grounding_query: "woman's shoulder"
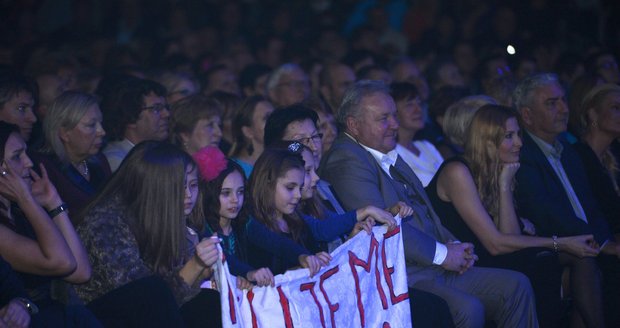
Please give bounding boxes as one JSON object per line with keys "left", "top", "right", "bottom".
{"left": 80, "top": 197, "right": 126, "bottom": 229}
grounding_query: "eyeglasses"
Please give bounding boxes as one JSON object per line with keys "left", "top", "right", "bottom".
{"left": 294, "top": 133, "right": 323, "bottom": 146}
{"left": 142, "top": 103, "right": 170, "bottom": 115}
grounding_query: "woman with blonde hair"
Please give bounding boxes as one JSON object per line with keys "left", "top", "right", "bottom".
{"left": 426, "top": 104, "right": 600, "bottom": 327}
{"left": 32, "top": 91, "right": 110, "bottom": 217}
{"left": 573, "top": 84, "right": 620, "bottom": 327}
{"left": 573, "top": 83, "right": 620, "bottom": 236}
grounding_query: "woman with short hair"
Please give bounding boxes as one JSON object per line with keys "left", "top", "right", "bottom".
{"left": 32, "top": 91, "right": 110, "bottom": 218}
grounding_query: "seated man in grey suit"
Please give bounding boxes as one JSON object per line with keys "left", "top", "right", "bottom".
{"left": 320, "top": 80, "right": 538, "bottom": 328}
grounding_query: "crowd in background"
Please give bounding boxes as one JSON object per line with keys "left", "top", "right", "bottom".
{"left": 0, "top": 0, "right": 620, "bottom": 327}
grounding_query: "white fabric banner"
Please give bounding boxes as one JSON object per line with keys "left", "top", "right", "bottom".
{"left": 213, "top": 216, "right": 412, "bottom": 328}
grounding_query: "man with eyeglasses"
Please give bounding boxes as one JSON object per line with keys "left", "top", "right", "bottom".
{"left": 102, "top": 78, "right": 170, "bottom": 171}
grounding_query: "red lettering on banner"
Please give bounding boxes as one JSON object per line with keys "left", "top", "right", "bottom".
{"left": 277, "top": 286, "right": 294, "bottom": 328}
{"left": 247, "top": 290, "right": 258, "bottom": 328}
{"left": 319, "top": 266, "right": 340, "bottom": 328}
{"left": 300, "top": 282, "right": 326, "bottom": 328}
{"left": 382, "top": 226, "right": 409, "bottom": 305}
{"left": 349, "top": 233, "right": 389, "bottom": 327}
{"left": 227, "top": 282, "right": 237, "bottom": 324}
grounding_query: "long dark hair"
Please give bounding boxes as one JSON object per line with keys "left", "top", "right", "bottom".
{"left": 202, "top": 160, "right": 248, "bottom": 236}
{"left": 83, "top": 141, "right": 200, "bottom": 274}
{"left": 248, "top": 148, "right": 307, "bottom": 244}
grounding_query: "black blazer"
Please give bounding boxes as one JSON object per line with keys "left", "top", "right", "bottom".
{"left": 514, "top": 132, "right": 612, "bottom": 244}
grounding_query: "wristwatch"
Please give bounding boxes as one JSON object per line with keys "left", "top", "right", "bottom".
{"left": 47, "top": 203, "right": 68, "bottom": 218}
{"left": 15, "top": 297, "right": 39, "bottom": 315}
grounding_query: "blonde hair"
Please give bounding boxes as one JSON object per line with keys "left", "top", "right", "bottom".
{"left": 43, "top": 91, "right": 99, "bottom": 163}
{"left": 464, "top": 104, "right": 520, "bottom": 221}
{"left": 578, "top": 83, "right": 620, "bottom": 189}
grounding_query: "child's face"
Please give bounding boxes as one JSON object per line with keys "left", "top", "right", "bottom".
{"left": 183, "top": 165, "right": 200, "bottom": 216}
{"left": 274, "top": 168, "right": 304, "bottom": 218}
{"left": 219, "top": 170, "right": 245, "bottom": 221}
{"left": 300, "top": 149, "right": 319, "bottom": 200}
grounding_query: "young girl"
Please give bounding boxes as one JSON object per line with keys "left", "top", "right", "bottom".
{"left": 245, "top": 145, "right": 397, "bottom": 276}
{"left": 287, "top": 140, "right": 409, "bottom": 250}
{"left": 76, "top": 141, "right": 221, "bottom": 327}
{"left": 194, "top": 146, "right": 274, "bottom": 286}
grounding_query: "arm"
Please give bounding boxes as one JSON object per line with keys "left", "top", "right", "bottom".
{"left": 439, "top": 161, "right": 598, "bottom": 257}
{"left": 0, "top": 165, "right": 75, "bottom": 276}
{"left": 30, "top": 166, "right": 91, "bottom": 284}
{"left": 246, "top": 218, "right": 311, "bottom": 264}
{"left": 29, "top": 165, "right": 91, "bottom": 283}
{"left": 301, "top": 211, "right": 357, "bottom": 242}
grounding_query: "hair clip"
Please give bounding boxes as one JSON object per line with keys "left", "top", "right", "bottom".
{"left": 193, "top": 146, "right": 228, "bottom": 182}
{"left": 287, "top": 141, "right": 303, "bottom": 154}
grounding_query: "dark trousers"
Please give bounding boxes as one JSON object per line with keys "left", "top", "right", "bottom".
{"left": 180, "top": 289, "right": 221, "bottom": 328}
{"left": 87, "top": 276, "right": 184, "bottom": 328}
{"left": 478, "top": 248, "right": 563, "bottom": 328}
{"left": 409, "top": 288, "right": 455, "bottom": 328}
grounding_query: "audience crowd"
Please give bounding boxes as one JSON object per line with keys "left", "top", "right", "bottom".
{"left": 1, "top": 0, "right": 619, "bottom": 327}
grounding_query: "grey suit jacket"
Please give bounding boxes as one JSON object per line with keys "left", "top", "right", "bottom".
{"left": 319, "top": 134, "right": 455, "bottom": 284}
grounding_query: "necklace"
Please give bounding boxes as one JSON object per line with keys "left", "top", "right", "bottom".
{"left": 75, "top": 160, "right": 89, "bottom": 178}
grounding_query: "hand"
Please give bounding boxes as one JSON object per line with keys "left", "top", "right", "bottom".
{"left": 349, "top": 218, "right": 375, "bottom": 238}
{"left": 387, "top": 201, "right": 413, "bottom": 218}
{"left": 0, "top": 299, "right": 30, "bottom": 328}
{"left": 558, "top": 235, "right": 599, "bottom": 258}
{"left": 236, "top": 276, "right": 254, "bottom": 290}
{"left": 194, "top": 235, "right": 220, "bottom": 268}
{"left": 0, "top": 164, "right": 32, "bottom": 203}
{"left": 498, "top": 163, "right": 520, "bottom": 191}
{"left": 247, "top": 267, "right": 274, "bottom": 287}
{"left": 441, "top": 242, "right": 478, "bottom": 274}
{"left": 299, "top": 252, "right": 331, "bottom": 277}
{"left": 30, "top": 165, "right": 62, "bottom": 210}
{"left": 520, "top": 217, "right": 536, "bottom": 236}
{"left": 601, "top": 241, "right": 620, "bottom": 259}
{"left": 358, "top": 206, "right": 396, "bottom": 230}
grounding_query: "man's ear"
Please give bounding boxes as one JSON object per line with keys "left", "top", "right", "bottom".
{"left": 519, "top": 107, "right": 533, "bottom": 127}
{"left": 345, "top": 116, "right": 359, "bottom": 137}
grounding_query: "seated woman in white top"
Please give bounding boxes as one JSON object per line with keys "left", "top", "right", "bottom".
{"left": 390, "top": 82, "right": 443, "bottom": 186}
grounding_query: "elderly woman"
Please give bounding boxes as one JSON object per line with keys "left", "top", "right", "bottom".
{"left": 32, "top": 91, "right": 110, "bottom": 218}
{"left": 170, "top": 94, "right": 223, "bottom": 156}
{"left": 442, "top": 95, "right": 497, "bottom": 155}
{"left": 391, "top": 82, "right": 444, "bottom": 186}
{"left": 573, "top": 84, "right": 620, "bottom": 237}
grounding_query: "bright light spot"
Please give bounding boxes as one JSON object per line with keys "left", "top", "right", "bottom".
{"left": 507, "top": 45, "right": 516, "bottom": 55}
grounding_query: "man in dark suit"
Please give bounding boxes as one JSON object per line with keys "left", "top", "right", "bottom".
{"left": 513, "top": 73, "right": 620, "bottom": 327}
{"left": 320, "top": 80, "right": 538, "bottom": 328}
